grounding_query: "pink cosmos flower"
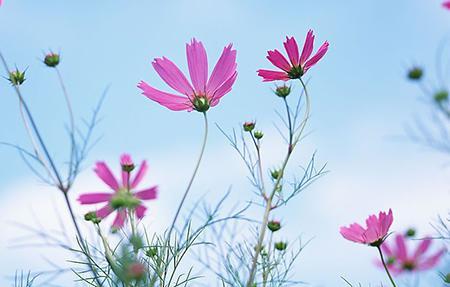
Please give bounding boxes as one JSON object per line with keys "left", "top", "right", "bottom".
{"left": 340, "top": 209, "right": 393, "bottom": 246}
{"left": 257, "top": 30, "right": 329, "bottom": 82}
{"left": 443, "top": 1, "right": 450, "bottom": 9}
{"left": 138, "top": 38, "right": 237, "bottom": 112}
{"left": 380, "top": 234, "right": 446, "bottom": 274}
{"left": 78, "top": 154, "right": 158, "bottom": 229}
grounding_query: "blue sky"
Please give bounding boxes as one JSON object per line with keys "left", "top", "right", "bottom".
{"left": 0, "top": 0, "right": 449, "bottom": 286}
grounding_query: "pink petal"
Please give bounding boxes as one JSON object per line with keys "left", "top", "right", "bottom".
{"left": 267, "top": 49, "right": 291, "bottom": 72}
{"left": 303, "top": 41, "right": 329, "bottom": 73}
{"left": 135, "top": 205, "right": 147, "bottom": 219}
{"left": 134, "top": 186, "right": 158, "bottom": 200}
{"left": 413, "top": 238, "right": 432, "bottom": 260}
{"left": 340, "top": 223, "right": 365, "bottom": 243}
{"left": 112, "top": 209, "right": 127, "bottom": 229}
{"left": 395, "top": 234, "right": 408, "bottom": 261}
{"left": 152, "top": 57, "right": 194, "bottom": 95}
{"left": 381, "top": 241, "right": 394, "bottom": 257}
{"left": 131, "top": 160, "right": 148, "bottom": 189}
{"left": 207, "top": 44, "right": 237, "bottom": 94}
{"left": 138, "top": 81, "right": 192, "bottom": 111}
{"left": 443, "top": 1, "right": 450, "bottom": 9}
{"left": 210, "top": 71, "right": 237, "bottom": 107}
{"left": 284, "top": 36, "right": 300, "bottom": 67}
{"left": 299, "top": 31, "right": 314, "bottom": 66}
{"left": 94, "top": 162, "right": 119, "bottom": 190}
{"left": 96, "top": 204, "right": 114, "bottom": 218}
{"left": 418, "top": 248, "right": 446, "bottom": 270}
{"left": 257, "top": 69, "right": 289, "bottom": 82}
{"left": 78, "top": 193, "right": 113, "bottom": 204}
{"left": 186, "top": 38, "right": 208, "bottom": 94}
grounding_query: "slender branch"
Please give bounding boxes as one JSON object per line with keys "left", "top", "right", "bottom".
{"left": 167, "top": 112, "right": 209, "bottom": 240}
{"left": 376, "top": 245, "right": 397, "bottom": 287}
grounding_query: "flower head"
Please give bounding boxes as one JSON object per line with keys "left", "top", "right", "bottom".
{"left": 443, "top": 1, "right": 450, "bottom": 9}
{"left": 257, "top": 30, "right": 329, "bottom": 82}
{"left": 138, "top": 38, "right": 237, "bottom": 112}
{"left": 78, "top": 154, "right": 158, "bottom": 229}
{"left": 340, "top": 209, "right": 393, "bottom": 246}
{"left": 379, "top": 234, "right": 446, "bottom": 274}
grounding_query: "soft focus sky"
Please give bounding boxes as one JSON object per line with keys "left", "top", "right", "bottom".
{"left": 0, "top": 0, "right": 450, "bottom": 286}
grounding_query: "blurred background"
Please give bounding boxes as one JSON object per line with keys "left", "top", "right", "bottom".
{"left": 0, "top": 0, "right": 449, "bottom": 286}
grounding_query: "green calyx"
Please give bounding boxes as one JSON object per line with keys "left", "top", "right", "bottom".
{"left": 193, "top": 96, "right": 210, "bottom": 112}
{"left": 287, "top": 66, "right": 303, "bottom": 79}
{"left": 110, "top": 189, "right": 141, "bottom": 209}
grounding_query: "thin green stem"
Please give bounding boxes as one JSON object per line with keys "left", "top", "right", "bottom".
{"left": 167, "top": 112, "right": 208, "bottom": 240}
{"left": 246, "top": 79, "right": 311, "bottom": 287}
{"left": 376, "top": 245, "right": 397, "bottom": 287}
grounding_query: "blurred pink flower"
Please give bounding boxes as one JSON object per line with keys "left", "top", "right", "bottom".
{"left": 443, "top": 1, "right": 450, "bottom": 9}
{"left": 78, "top": 154, "right": 158, "bottom": 229}
{"left": 257, "top": 30, "right": 329, "bottom": 82}
{"left": 138, "top": 38, "right": 237, "bottom": 112}
{"left": 380, "top": 234, "right": 446, "bottom": 274}
{"left": 340, "top": 209, "right": 393, "bottom": 246}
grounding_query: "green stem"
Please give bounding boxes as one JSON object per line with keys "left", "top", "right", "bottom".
{"left": 376, "top": 245, "right": 397, "bottom": 287}
{"left": 167, "top": 112, "right": 208, "bottom": 240}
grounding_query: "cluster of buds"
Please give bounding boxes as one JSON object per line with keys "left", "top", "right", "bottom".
{"left": 8, "top": 69, "right": 26, "bottom": 86}
{"left": 243, "top": 121, "right": 264, "bottom": 139}
{"left": 44, "top": 52, "right": 60, "bottom": 67}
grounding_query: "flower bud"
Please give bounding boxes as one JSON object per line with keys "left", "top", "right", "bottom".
{"left": 146, "top": 247, "right": 158, "bottom": 258}
{"left": 254, "top": 131, "right": 264, "bottom": 140}
{"left": 271, "top": 169, "right": 281, "bottom": 180}
{"left": 267, "top": 220, "right": 281, "bottom": 232}
{"left": 120, "top": 154, "right": 135, "bottom": 172}
{"left": 386, "top": 256, "right": 396, "bottom": 265}
{"left": 405, "top": 228, "right": 416, "bottom": 238}
{"left": 243, "top": 121, "right": 255, "bottom": 132}
{"left": 434, "top": 90, "right": 449, "bottom": 103}
{"left": 44, "top": 53, "right": 60, "bottom": 67}
{"left": 126, "top": 262, "right": 146, "bottom": 281}
{"left": 275, "top": 85, "right": 291, "bottom": 98}
{"left": 442, "top": 272, "right": 450, "bottom": 284}
{"left": 274, "top": 241, "right": 287, "bottom": 251}
{"left": 84, "top": 211, "right": 101, "bottom": 224}
{"left": 407, "top": 67, "right": 423, "bottom": 81}
{"left": 193, "top": 96, "right": 210, "bottom": 112}
{"left": 8, "top": 69, "right": 26, "bottom": 86}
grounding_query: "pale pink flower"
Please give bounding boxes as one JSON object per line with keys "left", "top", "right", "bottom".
{"left": 257, "top": 30, "right": 329, "bottom": 82}
{"left": 443, "top": 1, "right": 450, "bottom": 9}
{"left": 78, "top": 154, "right": 158, "bottom": 229}
{"left": 138, "top": 38, "right": 237, "bottom": 112}
{"left": 340, "top": 209, "right": 393, "bottom": 246}
{"left": 380, "top": 234, "right": 446, "bottom": 274}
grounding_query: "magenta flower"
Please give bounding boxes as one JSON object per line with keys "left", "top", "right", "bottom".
{"left": 380, "top": 234, "right": 446, "bottom": 274}
{"left": 444, "top": 1, "right": 450, "bottom": 9}
{"left": 78, "top": 154, "right": 158, "bottom": 229}
{"left": 340, "top": 209, "right": 393, "bottom": 246}
{"left": 257, "top": 30, "right": 329, "bottom": 82}
{"left": 138, "top": 38, "right": 237, "bottom": 112}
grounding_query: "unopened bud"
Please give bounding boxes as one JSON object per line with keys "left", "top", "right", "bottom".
{"left": 405, "top": 228, "right": 416, "bottom": 238}
{"left": 434, "top": 90, "right": 449, "bottom": 103}
{"left": 442, "top": 272, "right": 450, "bottom": 284}
{"left": 274, "top": 241, "right": 287, "bottom": 251}
{"left": 243, "top": 121, "right": 255, "bottom": 132}
{"left": 44, "top": 53, "right": 60, "bottom": 67}
{"left": 407, "top": 67, "right": 423, "bottom": 81}
{"left": 126, "top": 262, "right": 146, "bottom": 280}
{"left": 146, "top": 247, "right": 158, "bottom": 258}
{"left": 84, "top": 211, "right": 101, "bottom": 224}
{"left": 267, "top": 220, "right": 281, "bottom": 232}
{"left": 254, "top": 131, "right": 264, "bottom": 140}
{"left": 275, "top": 85, "right": 291, "bottom": 98}
{"left": 8, "top": 69, "right": 26, "bottom": 86}
{"left": 120, "top": 154, "right": 135, "bottom": 172}
{"left": 271, "top": 169, "right": 281, "bottom": 180}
